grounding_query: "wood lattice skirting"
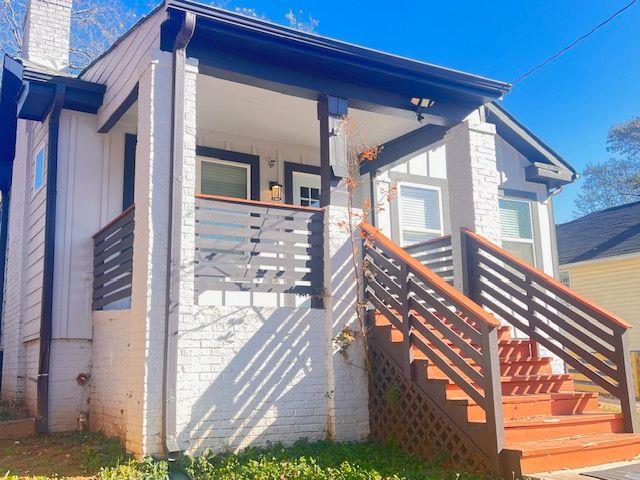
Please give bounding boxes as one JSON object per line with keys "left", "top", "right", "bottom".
{"left": 368, "top": 339, "right": 496, "bottom": 475}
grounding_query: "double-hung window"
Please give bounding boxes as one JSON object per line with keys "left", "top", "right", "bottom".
{"left": 197, "top": 157, "right": 250, "bottom": 199}
{"left": 499, "top": 197, "right": 536, "bottom": 265}
{"left": 397, "top": 183, "right": 443, "bottom": 246}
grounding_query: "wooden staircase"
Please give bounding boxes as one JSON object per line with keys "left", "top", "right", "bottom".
{"left": 373, "top": 311, "right": 640, "bottom": 474}
{"left": 361, "top": 222, "right": 640, "bottom": 478}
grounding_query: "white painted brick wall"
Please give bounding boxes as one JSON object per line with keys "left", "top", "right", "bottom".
{"left": 445, "top": 120, "right": 500, "bottom": 291}
{"left": 24, "top": 339, "right": 39, "bottom": 414}
{"left": 175, "top": 306, "right": 329, "bottom": 453}
{"left": 22, "top": 0, "right": 72, "bottom": 71}
{"left": 90, "top": 310, "right": 132, "bottom": 439}
{"left": 48, "top": 339, "right": 91, "bottom": 431}
{"left": 1, "top": 120, "right": 29, "bottom": 403}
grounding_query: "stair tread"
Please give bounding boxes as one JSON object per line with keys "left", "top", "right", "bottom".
{"left": 504, "top": 413, "right": 622, "bottom": 428}
{"left": 448, "top": 391, "right": 598, "bottom": 405}
{"left": 443, "top": 374, "right": 572, "bottom": 385}
{"left": 507, "top": 432, "right": 640, "bottom": 455}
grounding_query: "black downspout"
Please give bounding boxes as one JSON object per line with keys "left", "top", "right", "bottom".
{"left": 37, "top": 84, "right": 65, "bottom": 432}
{"left": 163, "top": 10, "right": 195, "bottom": 467}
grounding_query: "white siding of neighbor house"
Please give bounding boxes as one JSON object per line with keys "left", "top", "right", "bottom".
{"left": 81, "top": 8, "right": 164, "bottom": 130}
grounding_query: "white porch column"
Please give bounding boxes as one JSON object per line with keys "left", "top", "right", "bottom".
{"left": 128, "top": 49, "right": 173, "bottom": 455}
{"left": 445, "top": 119, "right": 500, "bottom": 291}
{"left": 317, "top": 96, "right": 369, "bottom": 442}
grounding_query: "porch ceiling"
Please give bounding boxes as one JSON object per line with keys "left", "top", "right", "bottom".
{"left": 197, "top": 75, "right": 425, "bottom": 149}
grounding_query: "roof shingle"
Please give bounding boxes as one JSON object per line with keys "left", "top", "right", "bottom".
{"left": 557, "top": 201, "right": 640, "bottom": 265}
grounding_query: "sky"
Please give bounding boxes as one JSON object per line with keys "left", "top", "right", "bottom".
{"left": 134, "top": 0, "right": 640, "bottom": 223}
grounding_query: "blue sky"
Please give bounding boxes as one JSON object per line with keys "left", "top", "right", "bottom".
{"left": 136, "top": 0, "right": 640, "bottom": 223}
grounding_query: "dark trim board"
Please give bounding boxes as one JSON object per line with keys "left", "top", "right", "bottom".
{"left": 123, "top": 134, "right": 137, "bottom": 210}
{"left": 284, "top": 162, "right": 321, "bottom": 204}
{"left": 195, "top": 145, "right": 261, "bottom": 200}
{"left": 98, "top": 84, "right": 139, "bottom": 134}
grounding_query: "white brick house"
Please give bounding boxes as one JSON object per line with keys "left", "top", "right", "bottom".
{"left": 5, "top": 0, "right": 621, "bottom": 469}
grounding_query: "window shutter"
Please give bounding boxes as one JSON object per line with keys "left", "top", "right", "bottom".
{"left": 201, "top": 161, "right": 248, "bottom": 199}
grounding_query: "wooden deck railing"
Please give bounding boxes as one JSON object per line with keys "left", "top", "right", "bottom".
{"left": 361, "top": 222, "right": 505, "bottom": 461}
{"left": 92, "top": 205, "right": 135, "bottom": 310}
{"left": 404, "top": 235, "right": 453, "bottom": 284}
{"left": 194, "top": 194, "right": 324, "bottom": 307}
{"left": 462, "top": 228, "right": 638, "bottom": 433}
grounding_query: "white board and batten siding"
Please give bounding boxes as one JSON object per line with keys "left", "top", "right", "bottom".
{"left": 80, "top": 8, "right": 164, "bottom": 130}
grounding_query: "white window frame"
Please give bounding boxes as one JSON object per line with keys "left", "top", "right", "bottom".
{"left": 195, "top": 156, "right": 251, "bottom": 198}
{"left": 33, "top": 146, "right": 46, "bottom": 194}
{"left": 499, "top": 196, "right": 536, "bottom": 265}
{"left": 397, "top": 181, "right": 444, "bottom": 246}
{"left": 292, "top": 171, "right": 321, "bottom": 207}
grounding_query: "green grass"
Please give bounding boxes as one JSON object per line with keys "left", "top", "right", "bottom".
{"left": 2, "top": 433, "right": 488, "bottom": 480}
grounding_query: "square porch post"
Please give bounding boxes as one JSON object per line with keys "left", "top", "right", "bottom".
{"left": 317, "top": 95, "right": 369, "bottom": 442}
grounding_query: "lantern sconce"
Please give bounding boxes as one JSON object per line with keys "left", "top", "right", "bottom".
{"left": 269, "top": 181, "right": 283, "bottom": 202}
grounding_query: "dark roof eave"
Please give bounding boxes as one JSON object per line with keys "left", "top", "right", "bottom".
{"left": 163, "top": 0, "right": 510, "bottom": 104}
{"left": 487, "top": 102, "right": 576, "bottom": 179}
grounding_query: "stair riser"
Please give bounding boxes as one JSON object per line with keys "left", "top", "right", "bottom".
{"left": 446, "top": 378, "right": 574, "bottom": 397}
{"left": 506, "top": 417, "right": 624, "bottom": 443}
{"left": 426, "top": 361, "right": 551, "bottom": 379}
{"left": 520, "top": 440, "right": 640, "bottom": 474}
{"left": 466, "top": 400, "right": 552, "bottom": 422}
{"left": 550, "top": 395, "right": 600, "bottom": 415}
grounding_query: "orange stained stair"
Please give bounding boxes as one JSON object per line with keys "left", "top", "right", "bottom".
{"left": 373, "top": 311, "right": 640, "bottom": 474}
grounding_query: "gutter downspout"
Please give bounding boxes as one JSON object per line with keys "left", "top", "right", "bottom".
{"left": 163, "top": 9, "right": 196, "bottom": 465}
{"left": 37, "top": 84, "right": 65, "bottom": 432}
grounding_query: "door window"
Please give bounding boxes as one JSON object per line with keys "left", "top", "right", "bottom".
{"left": 292, "top": 171, "right": 321, "bottom": 207}
{"left": 197, "top": 157, "right": 250, "bottom": 199}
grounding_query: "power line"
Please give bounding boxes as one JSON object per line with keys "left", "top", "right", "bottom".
{"left": 512, "top": 0, "right": 638, "bottom": 86}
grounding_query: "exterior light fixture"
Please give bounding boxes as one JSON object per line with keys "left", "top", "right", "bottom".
{"left": 411, "top": 97, "right": 436, "bottom": 123}
{"left": 269, "top": 181, "right": 283, "bottom": 201}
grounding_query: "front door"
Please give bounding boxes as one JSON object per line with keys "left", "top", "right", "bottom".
{"left": 292, "top": 171, "right": 321, "bottom": 207}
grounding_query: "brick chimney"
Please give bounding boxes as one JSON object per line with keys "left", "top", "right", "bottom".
{"left": 22, "top": 0, "right": 72, "bottom": 71}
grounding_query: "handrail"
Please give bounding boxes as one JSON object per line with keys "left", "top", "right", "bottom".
{"left": 403, "top": 234, "right": 452, "bottom": 252}
{"left": 195, "top": 193, "right": 324, "bottom": 213}
{"left": 92, "top": 204, "right": 135, "bottom": 240}
{"left": 362, "top": 223, "right": 499, "bottom": 327}
{"left": 462, "top": 227, "right": 638, "bottom": 434}
{"left": 462, "top": 227, "right": 631, "bottom": 330}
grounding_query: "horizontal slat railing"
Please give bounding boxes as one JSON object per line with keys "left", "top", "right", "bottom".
{"left": 195, "top": 195, "right": 324, "bottom": 306}
{"left": 404, "top": 235, "right": 453, "bottom": 284}
{"left": 92, "top": 205, "right": 135, "bottom": 310}
{"left": 361, "top": 222, "right": 504, "bottom": 462}
{"left": 462, "top": 227, "right": 638, "bottom": 433}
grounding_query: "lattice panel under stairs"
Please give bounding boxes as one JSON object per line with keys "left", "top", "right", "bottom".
{"left": 369, "top": 345, "right": 495, "bottom": 475}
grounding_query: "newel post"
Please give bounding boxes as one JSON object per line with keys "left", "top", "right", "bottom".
{"left": 615, "top": 329, "right": 639, "bottom": 433}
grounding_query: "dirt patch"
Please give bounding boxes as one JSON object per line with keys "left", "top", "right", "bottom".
{"left": 0, "top": 431, "right": 129, "bottom": 479}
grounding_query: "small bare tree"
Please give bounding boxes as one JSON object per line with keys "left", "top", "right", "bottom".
{"left": 1, "top": 0, "right": 318, "bottom": 72}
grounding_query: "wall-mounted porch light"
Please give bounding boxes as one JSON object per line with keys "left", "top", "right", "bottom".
{"left": 269, "top": 181, "right": 283, "bottom": 202}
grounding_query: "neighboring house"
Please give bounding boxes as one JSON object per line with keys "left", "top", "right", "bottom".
{"left": 557, "top": 202, "right": 640, "bottom": 351}
{"left": 0, "top": 0, "right": 638, "bottom": 477}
